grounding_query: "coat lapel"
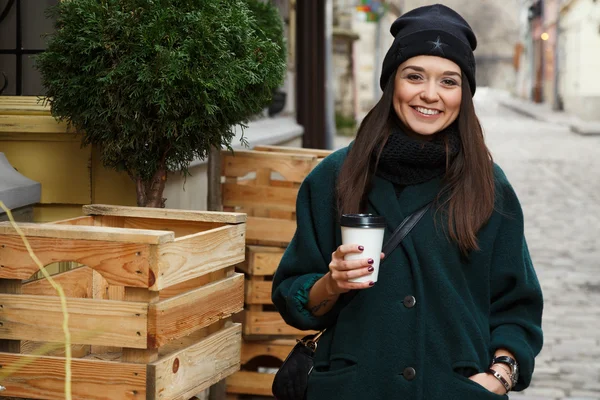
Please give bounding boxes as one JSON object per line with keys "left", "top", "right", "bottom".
{"left": 367, "top": 175, "right": 443, "bottom": 233}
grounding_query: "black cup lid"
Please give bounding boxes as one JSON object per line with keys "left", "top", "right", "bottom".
{"left": 340, "top": 213, "right": 386, "bottom": 228}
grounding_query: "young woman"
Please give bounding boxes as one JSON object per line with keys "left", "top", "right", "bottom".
{"left": 272, "top": 4, "right": 543, "bottom": 399}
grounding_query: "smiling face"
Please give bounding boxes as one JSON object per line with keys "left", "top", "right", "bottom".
{"left": 393, "top": 55, "right": 463, "bottom": 137}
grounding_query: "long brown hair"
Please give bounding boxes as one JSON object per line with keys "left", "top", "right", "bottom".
{"left": 336, "top": 71, "right": 495, "bottom": 255}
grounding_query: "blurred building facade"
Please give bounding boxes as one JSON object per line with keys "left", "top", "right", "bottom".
{"left": 517, "top": 0, "right": 600, "bottom": 122}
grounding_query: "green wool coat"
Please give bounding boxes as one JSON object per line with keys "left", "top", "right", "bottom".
{"left": 272, "top": 146, "right": 544, "bottom": 400}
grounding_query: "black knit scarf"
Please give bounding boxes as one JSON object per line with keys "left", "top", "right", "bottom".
{"left": 376, "top": 122, "right": 461, "bottom": 187}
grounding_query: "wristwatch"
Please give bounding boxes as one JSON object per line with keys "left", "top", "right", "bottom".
{"left": 491, "top": 356, "right": 519, "bottom": 388}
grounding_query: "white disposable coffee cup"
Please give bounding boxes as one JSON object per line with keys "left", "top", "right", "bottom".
{"left": 340, "top": 214, "right": 386, "bottom": 283}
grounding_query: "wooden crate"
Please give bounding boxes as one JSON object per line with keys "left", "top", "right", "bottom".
{"left": 237, "top": 246, "right": 317, "bottom": 338}
{"left": 0, "top": 205, "right": 247, "bottom": 400}
{"left": 226, "top": 339, "right": 296, "bottom": 399}
{"left": 221, "top": 149, "right": 331, "bottom": 247}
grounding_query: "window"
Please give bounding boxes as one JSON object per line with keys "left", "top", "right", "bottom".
{"left": 0, "top": 0, "right": 58, "bottom": 96}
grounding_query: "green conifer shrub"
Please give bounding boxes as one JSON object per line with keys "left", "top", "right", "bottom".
{"left": 36, "top": 0, "right": 286, "bottom": 207}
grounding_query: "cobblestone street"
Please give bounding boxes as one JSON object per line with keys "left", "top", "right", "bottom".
{"left": 478, "top": 89, "right": 600, "bottom": 400}
{"left": 334, "top": 88, "right": 600, "bottom": 399}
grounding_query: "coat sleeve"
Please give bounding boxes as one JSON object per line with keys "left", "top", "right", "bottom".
{"left": 489, "top": 167, "right": 544, "bottom": 391}
{"left": 271, "top": 152, "right": 348, "bottom": 331}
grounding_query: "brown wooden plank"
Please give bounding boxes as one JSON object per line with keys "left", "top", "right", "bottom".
{"left": 148, "top": 324, "right": 242, "bottom": 400}
{"left": 0, "top": 222, "right": 174, "bottom": 244}
{"left": 90, "top": 271, "right": 122, "bottom": 354}
{"left": 238, "top": 245, "right": 284, "bottom": 276}
{"left": 0, "top": 294, "right": 148, "bottom": 348}
{"left": 222, "top": 183, "right": 298, "bottom": 212}
{"left": 83, "top": 204, "right": 246, "bottom": 224}
{"left": 158, "top": 270, "right": 227, "bottom": 300}
{"left": 0, "top": 235, "right": 153, "bottom": 287}
{"left": 48, "top": 216, "right": 95, "bottom": 226}
{"left": 244, "top": 311, "right": 312, "bottom": 336}
{"left": 0, "top": 279, "right": 21, "bottom": 353}
{"left": 20, "top": 341, "right": 91, "bottom": 358}
{"left": 155, "top": 224, "right": 246, "bottom": 290}
{"left": 122, "top": 216, "right": 226, "bottom": 239}
{"left": 0, "top": 352, "right": 146, "bottom": 399}
{"left": 221, "top": 150, "right": 316, "bottom": 183}
{"left": 245, "top": 217, "right": 296, "bottom": 246}
{"left": 240, "top": 339, "right": 295, "bottom": 364}
{"left": 22, "top": 266, "right": 93, "bottom": 298}
{"left": 226, "top": 371, "right": 274, "bottom": 397}
{"left": 253, "top": 145, "right": 333, "bottom": 158}
{"left": 123, "top": 287, "right": 159, "bottom": 363}
{"left": 245, "top": 280, "right": 272, "bottom": 305}
{"left": 150, "top": 274, "right": 244, "bottom": 348}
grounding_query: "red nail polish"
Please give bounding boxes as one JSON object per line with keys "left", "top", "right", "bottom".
{"left": 369, "top": 281, "right": 375, "bottom": 286}
{"left": 368, "top": 258, "right": 374, "bottom": 264}
{"left": 358, "top": 246, "right": 364, "bottom": 251}
{"left": 368, "top": 266, "right": 374, "bottom": 272}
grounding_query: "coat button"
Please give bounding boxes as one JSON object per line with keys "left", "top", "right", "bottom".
{"left": 403, "top": 295, "right": 416, "bottom": 308}
{"left": 403, "top": 367, "right": 416, "bottom": 381}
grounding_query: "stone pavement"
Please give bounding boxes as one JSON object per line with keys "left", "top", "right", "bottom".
{"left": 334, "top": 87, "right": 600, "bottom": 399}
{"left": 496, "top": 92, "right": 600, "bottom": 136}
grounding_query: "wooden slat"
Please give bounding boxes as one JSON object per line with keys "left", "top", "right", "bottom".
{"left": 158, "top": 270, "right": 227, "bottom": 300}
{"left": 245, "top": 280, "right": 272, "bottom": 305}
{"left": 253, "top": 145, "right": 333, "bottom": 158}
{"left": 0, "top": 235, "right": 153, "bottom": 287}
{"left": 0, "top": 352, "right": 146, "bottom": 399}
{"left": 122, "top": 216, "right": 225, "bottom": 238}
{"left": 246, "top": 217, "right": 296, "bottom": 246}
{"left": 0, "top": 294, "right": 148, "bottom": 348}
{"left": 123, "top": 288, "right": 159, "bottom": 364}
{"left": 226, "top": 371, "right": 274, "bottom": 397}
{"left": 240, "top": 339, "right": 295, "bottom": 364}
{"left": 148, "top": 324, "right": 242, "bottom": 400}
{"left": 83, "top": 204, "right": 246, "bottom": 224}
{"left": 22, "top": 266, "right": 93, "bottom": 298}
{"left": 0, "top": 279, "right": 21, "bottom": 354}
{"left": 221, "top": 150, "right": 316, "bottom": 183}
{"left": 244, "top": 311, "right": 312, "bottom": 336}
{"left": 49, "top": 216, "right": 95, "bottom": 226}
{"left": 0, "top": 222, "right": 174, "bottom": 244}
{"left": 237, "top": 245, "right": 285, "bottom": 276}
{"left": 20, "top": 341, "right": 91, "bottom": 358}
{"left": 155, "top": 224, "right": 246, "bottom": 290}
{"left": 0, "top": 114, "right": 73, "bottom": 133}
{"left": 150, "top": 274, "right": 244, "bottom": 347}
{"left": 222, "top": 183, "right": 298, "bottom": 212}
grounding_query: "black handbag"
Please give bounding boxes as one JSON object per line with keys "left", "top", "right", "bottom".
{"left": 271, "top": 203, "right": 432, "bottom": 400}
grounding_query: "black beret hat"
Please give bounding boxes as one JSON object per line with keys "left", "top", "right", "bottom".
{"left": 380, "top": 4, "right": 478, "bottom": 95}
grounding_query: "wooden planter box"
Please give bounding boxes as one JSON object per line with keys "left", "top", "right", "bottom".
{"left": 0, "top": 205, "right": 246, "bottom": 400}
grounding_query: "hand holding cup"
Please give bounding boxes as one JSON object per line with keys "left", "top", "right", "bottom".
{"left": 326, "top": 244, "right": 385, "bottom": 294}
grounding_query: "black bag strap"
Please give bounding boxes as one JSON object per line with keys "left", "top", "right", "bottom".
{"left": 381, "top": 202, "right": 432, "bottom": 259}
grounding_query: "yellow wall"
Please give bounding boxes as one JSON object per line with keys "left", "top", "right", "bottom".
{"left": 0, "top": 96, "right": 136, "bottom": 222}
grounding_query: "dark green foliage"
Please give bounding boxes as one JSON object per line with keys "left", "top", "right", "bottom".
{"left": 36, "top": 0, "right": 286, "bottom": 205}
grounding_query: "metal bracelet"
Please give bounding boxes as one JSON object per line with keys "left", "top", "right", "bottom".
{"left": 486, "top": 367, "right": 511, "bottom": 393}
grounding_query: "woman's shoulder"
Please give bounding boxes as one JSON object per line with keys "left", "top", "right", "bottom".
{"left": 492, "top": 162, "right": 522, "bottom": 211}
{"left": 305, "top": 145, "right": 350, "bottom": 181}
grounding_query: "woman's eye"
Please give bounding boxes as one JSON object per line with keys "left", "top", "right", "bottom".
{"left": 407, "top": 74, "right": 422, "bottom": 81}
{"left": 442, "top": 79, "right": 458, "bottom": 86}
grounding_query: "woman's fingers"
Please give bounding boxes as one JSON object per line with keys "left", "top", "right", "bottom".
{"left": 332, "top": 244, "right": 364, "bottom": 260}
{"left": 331, "top": 265, "right": 374, "bottom": 281}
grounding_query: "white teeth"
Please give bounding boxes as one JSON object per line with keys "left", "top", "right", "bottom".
{"left": 415, "top": 107, "right": 440, "bottom": 115}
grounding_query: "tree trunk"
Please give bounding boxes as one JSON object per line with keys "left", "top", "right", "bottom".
{"left": 134, "top": 162, "right": 168, "bottom": 208}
